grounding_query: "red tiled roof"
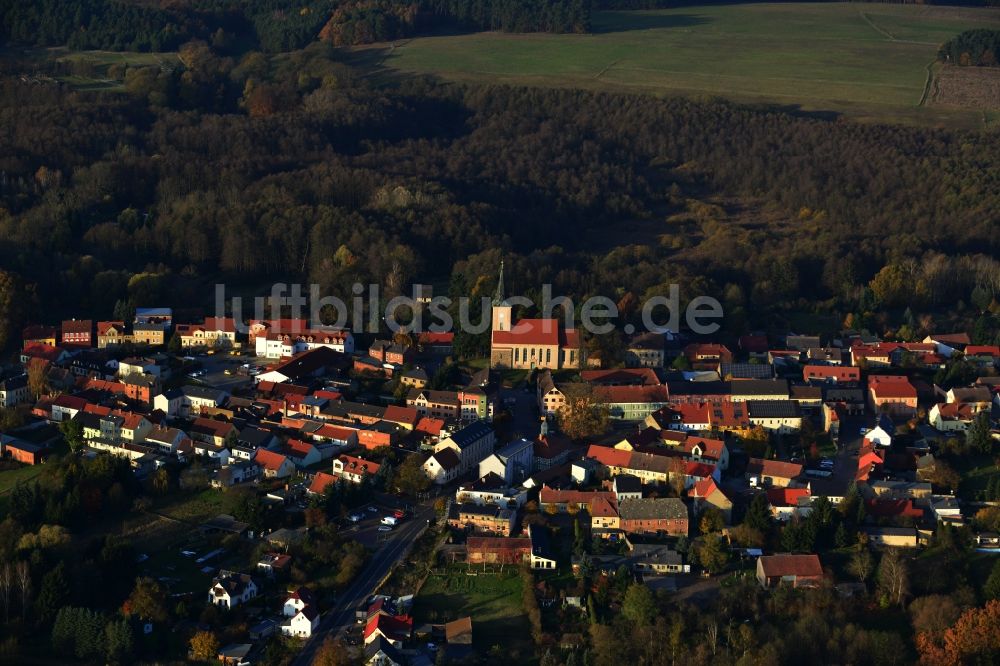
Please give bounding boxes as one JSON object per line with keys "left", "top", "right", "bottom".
{"left": 685, "top": 462, "right": 715, "bottom": 479}
{"left": 491, "top": 318, "right": 579, "bottom": 347}
{"left": 594, "top": 385, "right": 669, "bottom": 404}
{"left": 52, "top": 395, "right": 88, "bottom": 411}
{"left": 337, "top": 454, "right": 381, "bottom": 477}
{"left": 315, "top": 424, "right": 356, "bottom": 442}
{"left": 581, "top": 368, "right": 660, "bottom": 386}
{"left": 61, "top": 319, "right": 93, "bottom": 334}
{"left": 691, "top": 477, "right": 721, "bottom": 499}
{"left": 767, "top": 487, "right": 811, "bottom": 507}
{"left": 540, "top": 485, "right": 615, "bottom": 506}
{"left": 22, "top": 344, "right": 63, "bottom": 362}
{"left": 966, "top": 345, "right": 1000, "bottom": 357}
{"left": 284, "top": 438, "right": 317, "bottom": 457}
{"left": 866, "top": 498, "right": 923, "bottom": 519}
{"left": 383, "top": 405, "right": 418, "bottom": 426}
{"left": 309, "top": 472, "right": 337, "bottom": 495}
{"left": 255, "top": 448, "right": 289, "bottom": 472}
{"left": 758, "top": 554, "right": 822, "bottom": 578}
{"left": 418, "top": 332, "right": 454, "bottom": 344}
{"left": 747, "top": 458, "right": 803, "bottom": 480}
{"left": 364, "top": 614, "right": 412, "bottom": 641}
{"left": 415, "top": 417, "right": 445, "bottom": 437}
{"left": 803, "top": 365, "right": 860, "bottom": 382}
{"left": 590, "top": 495, "right": 619, "bottom": 518}
{"left": 868, "top": 375, "right": 917, "bottom": 399}
{"left": 586, "top": 445, "right": 632, "bottom": 468}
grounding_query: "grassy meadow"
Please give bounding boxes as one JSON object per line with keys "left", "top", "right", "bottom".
{"left": 369, "top": 2, "right": 1000, "bottom": 127}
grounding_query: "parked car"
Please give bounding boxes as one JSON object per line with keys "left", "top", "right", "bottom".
{"left": 377, "top": 525, "right": 393, "bottom": 532}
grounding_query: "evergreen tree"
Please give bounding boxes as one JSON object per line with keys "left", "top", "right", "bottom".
{"left": 104, "top": 619, "right": 134, "bottom": 664}
{"left": 34, "top": 562, "right": 69, "bottom": 624}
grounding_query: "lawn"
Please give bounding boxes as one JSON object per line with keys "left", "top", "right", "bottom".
{"left": 367, "top": 2, "right": 1000, "bottom": 128}
{"left": 0, "top": 463, "right": 46, "bottom": 495}
{"left": 414, "top": 566, "right": 533, "bottom": 659}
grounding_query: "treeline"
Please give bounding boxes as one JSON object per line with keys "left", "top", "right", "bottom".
{"left": 0, "top": 0, "right": 199, "bottom": 52}
{"left": 1, "top": 0, "right": 590, "bottom": 54}
{"left": 940, "top": 29, "right": 1000, "bottom": 66}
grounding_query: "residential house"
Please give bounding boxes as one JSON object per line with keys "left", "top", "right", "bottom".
{"left": 746, "top": 458, "right": 803, "bottom": 488}
{"left": 307, "top": 472, "right": 337, "bottom": 496}
{"left": 465, "top": 536, "right": 532, "bottom": 565}
{"left": 625, "top": 333, "right": 666, "bottom": 368}
{"left": 786, "top": 335, "right": 822, "bottom": 352}
{"left": 447, "top": 503, "right": 515, "bottom": 536}
{"left": 207, "top": 572, "right": 258, "bottom": 609}
{"left": 423, "top": 449, "right": 462, "bottom": 485}
{"left": 0, "top": 375, "right": 29, "bottom": 408}
{"left": 756, "top": 554, "right": 823, "bottom": 589}
{"left": 255, "top": 448, "right": 295, "bottom": 479}
{"left": 747, "top": 400, "right": 803, "bottom": 433}
{"left": 60, "top": 319, "right": 94, "bottom": 347}
{"left": 803, "top": 365, "right": 860, "bottom": 384}
{"left": 767, "top": 487, "right": 812, "bottom": 521}
{"left": 434, "top": 421, "right": 495, "bottom": 477}
{"left": 282, "top": 605, "right": 320, "bottom": 638}
{"left": 368, "top": 340, "right": 413, "bottom": 366}
{"left": 929, "top": 402, "right": 977, "bottom": 432}
{"left": 617, "top": 497, "right": 688, "bottom": 536}
{"left": 333, "top": 454, "right": 381, "bottom": 484}
{"left": 455, "top": 473, "right": 526, "bottom": 507}
{"left": 176, "top": 317, "right": 239, "bottom": 349}
{"left": 528, "top": 524, "right": 558, "bottom": 569}
{"left": 96, "top": 321, "right": 132, "bottom": 348}
{"left": 399, "top": 367, "right": 429, "bottom": 389}
{"left": 282, "top": 439, "right": 322, "bottom": 469}
{"left": 478, "top": 438, "right": 534, "bottom": 485}
{"left": 364, "top": 615, "right": 412, "bottom": 648}
{"left": 868, "top": 375, "right": 918, "bottom": 417}
{"left": 690, "top": 477, "right": 733, "bottom": 523}
{"left": 22, "top": 324, "right": 57, "bottom": 347}
{"left": 862, "top": 527, "right": 920, "bottom": 548}
{"left": 365, "top": 636, "right": 405, "bottom": 666}
{"left": 256, "top": 553, "right": 292, "bottom": 577}
{"left": 684, "top": 343, "right": 733, "bottom": 369}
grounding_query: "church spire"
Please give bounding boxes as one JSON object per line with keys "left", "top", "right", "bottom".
{"left": 492, "top": 259, "right": 507, "bottom": 306}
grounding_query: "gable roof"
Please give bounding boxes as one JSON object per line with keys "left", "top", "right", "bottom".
{"left": 308, "top": 472, "right": 337, "bottom": 495}
{"left": 255, "top": 448, "right": 290, "bottom": 471}
{"left": 492, "top": 318, "right": 579, "bottom": 348}
{"left": 758, "top": 553, "right": 822, "bottom": 578}
{"left": 747, "top": 458, "right": 803, "bottom": 480}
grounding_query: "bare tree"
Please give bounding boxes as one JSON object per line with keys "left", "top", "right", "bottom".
{"left": 705, "top": 619, "right": 719, "bottom": 655}
{"left": 16, "top": 561, "right": 30, "bottom": 621}
{"left": 877, "top": 547, "right": 909, "bottom": 607}
{"left": 0, "top": 562, "right": 11, "bottom": 623}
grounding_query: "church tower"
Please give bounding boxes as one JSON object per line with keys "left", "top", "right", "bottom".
{"left": 491, "top": 260, "right": 512, "bottom": 332}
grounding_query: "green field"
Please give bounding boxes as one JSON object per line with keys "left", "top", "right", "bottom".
{"left": 370, "top": 2, "right": 1000, "bottom": 127}
{"left": 414, "top": 567, "right": 533, "bottom": 659}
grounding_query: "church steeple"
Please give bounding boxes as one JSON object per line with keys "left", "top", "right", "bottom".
{"left": 492, "top": 259, "right": 507, "bottom": 306}
{"left": 491, "top": 259, "right": 512, "bottom": 333}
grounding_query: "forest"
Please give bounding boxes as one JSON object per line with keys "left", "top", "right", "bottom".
{"left": 0, "top": 0, "right": 590, "bottom": 53}
{"left": 939, "top": 29, "right": 1000, "bottom": 66}
{"left": 1, "top": 32, "right": 1000, "bottom": 349}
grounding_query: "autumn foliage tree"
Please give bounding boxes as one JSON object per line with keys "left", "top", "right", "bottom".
{"left": 917, "top": 600, "right": 1000, "bottom": 665}
{"left": 558, "top": 383, "right": 610, "bottom": 440}
{"left": 189, "top": 630, "right": 219, "bottom": 661}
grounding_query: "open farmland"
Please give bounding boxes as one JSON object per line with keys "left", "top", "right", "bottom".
{"left": 368, "top": 2, "right": 1000, "bottom": 127}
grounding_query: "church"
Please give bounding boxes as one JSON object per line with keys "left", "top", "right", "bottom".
{"left": 489, "top": 262, "right": 583, "bottom": 370}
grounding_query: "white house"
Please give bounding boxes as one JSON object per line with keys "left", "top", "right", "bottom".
{"left": 283, "top": 587, "right": 317, "bottom": 617}
{"left": 207, "top": 572, "right": 257, "bottom": 609}
{"left": 423, "top": 449, "right": 462, "bottom": 485}
{"left": 0, "top": 375, "right": 30, "bottom": 408}
{"left": 478, "top": 437, "right": 534, "bottom": 485}
{"left": 282, "top": 606, "right": 320, "bottom": 638}
{"left": 434, "top": 421, "right": 495, "bottom": 477}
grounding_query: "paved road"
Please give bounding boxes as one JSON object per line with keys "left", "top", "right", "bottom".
{"left": 291, "top": 501, "right": 435, "bottom": 666}
{"left": 499, "top": 385, "right": 542, "bottom": 441}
